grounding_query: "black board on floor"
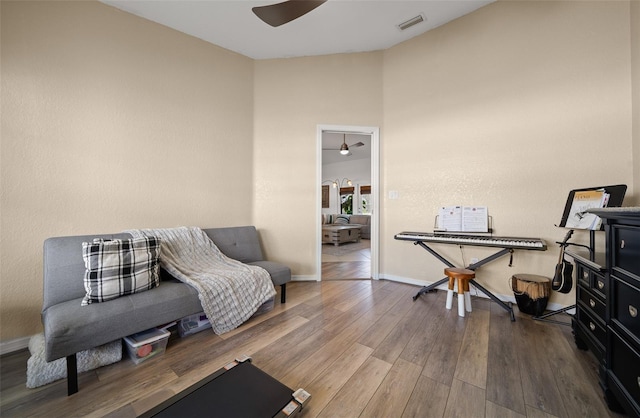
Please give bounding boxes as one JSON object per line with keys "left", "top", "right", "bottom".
{"left": 142, "top": 358, "right": 308, "bottom": 418}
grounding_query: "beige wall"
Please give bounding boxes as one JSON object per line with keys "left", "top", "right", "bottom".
{"left": 1, "top": 0, "right": 637, "bottom": 344}
{"left": 382, "top": 0, "right": 634, "bottom": 305}
{"left": 252, "top": 53, "right": 383, "bottom": 275}
{"left": 1, "top": 1, "right": 254, "bottom": 341}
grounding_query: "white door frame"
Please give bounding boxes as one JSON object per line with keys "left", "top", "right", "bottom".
{"left": 316, "top": 124, "right": 380, "bottom": 280}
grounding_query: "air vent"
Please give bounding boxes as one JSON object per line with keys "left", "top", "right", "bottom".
{"left": 398, "top": 14, "right": 425, "bottom": 31}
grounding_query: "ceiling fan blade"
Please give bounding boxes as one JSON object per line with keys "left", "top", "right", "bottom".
{"left": 322, "top": 149, "right": 352, "bottom": 156}
{"left": 252, "top": 0, "right": 327, "bottom": 27}
{"left": 323, "top": 142, "right": 364, "bottom": 151}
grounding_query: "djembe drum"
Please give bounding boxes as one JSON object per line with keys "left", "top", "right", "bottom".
{"left": 511, "top": 274, "right": 551, "bottom": 316}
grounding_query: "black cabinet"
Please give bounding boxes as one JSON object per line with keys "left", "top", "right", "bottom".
{"left": 586, "top": 208, "right": 640, "bottom": 418}
{"left": 570, "top": 251, "right": 608, "bottom": 386}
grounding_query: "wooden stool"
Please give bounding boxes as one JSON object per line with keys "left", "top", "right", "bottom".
{"left": 444, "top": 267, "right": 475, "bottom": 317}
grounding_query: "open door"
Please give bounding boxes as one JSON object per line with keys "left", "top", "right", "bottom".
{"left": 317, "top": 125, "right": 379, "bottom": 281}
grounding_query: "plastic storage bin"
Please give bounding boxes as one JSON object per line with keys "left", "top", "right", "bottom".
{"left": 124, "top": 328, "right": 170, "bottom": 365}
{"left": 178, "top": 312, "right": 211, "bottom": 337}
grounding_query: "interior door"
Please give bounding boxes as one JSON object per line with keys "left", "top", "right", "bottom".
{"left": 318, "top": 125, "right": 379, "bottom": 280}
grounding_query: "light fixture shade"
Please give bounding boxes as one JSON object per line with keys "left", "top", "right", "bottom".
{"left": 339, "top": 142, "right": 349, "bottom": 155}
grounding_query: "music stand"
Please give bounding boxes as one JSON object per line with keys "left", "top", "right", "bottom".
{"left": 533, "top": 184, "right": 626, "bottom": 324}
{"left": 558, "top": 185, "right": 627, "bottom": 231}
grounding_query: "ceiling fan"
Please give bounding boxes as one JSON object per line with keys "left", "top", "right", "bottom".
{"left": 252, "top": 0, "right": 327, "bottom": 27}
{"left": 323, "top": 134, "right": 365, "bottom": 156}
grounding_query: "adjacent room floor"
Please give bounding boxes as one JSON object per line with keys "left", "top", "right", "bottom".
{"left": 321, "top": 239, "right": 371, "bottom": 280}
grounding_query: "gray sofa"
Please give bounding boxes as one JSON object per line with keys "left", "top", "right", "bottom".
{"left": 42, "top": 226, "right": 290, "bottom": 395}
{"left": 321, "top": 214, "right": 371, "bottom": 239}
{"left": 348, "top": 215, "right": 371, "bottom": 239}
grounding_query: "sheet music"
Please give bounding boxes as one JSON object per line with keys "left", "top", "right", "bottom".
{"left": 438, "top": 206, "right": 463, "bottom": 231}
{"left": 565, "top": 189, "right": 608, "bottom": 230}
{"left": 437, "top": 206, "right": 488, "bottom": 232}
{"left": 462, "top": 206, "right": 489, "bottom": 232}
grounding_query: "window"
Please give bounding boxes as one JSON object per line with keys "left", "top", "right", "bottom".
{"left": 360, "top": 185, "right": 371, "bottom": 214}
{"left": 339, "top": 187, "right": 354, "bottom": 214}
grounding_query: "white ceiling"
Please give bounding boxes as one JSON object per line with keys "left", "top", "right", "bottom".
{"left": 322, "top": 131, "right": 371, "bottom": 164}
{"left": 100, "top": 0, "right": 494, "bottom": 60}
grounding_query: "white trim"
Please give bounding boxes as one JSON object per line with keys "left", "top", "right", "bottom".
{"left": 292, "top": 275, "right": 320, "bottom": 282}
{"left": 317, "top": 124, "right": 380, "bottom": 281}
{"left": 379, "top": 273, "right": 448, "bottom": 289}
{"left": 0, "top": 335, "right": 32, "bottom": 355}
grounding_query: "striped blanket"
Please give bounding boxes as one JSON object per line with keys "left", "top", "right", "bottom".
{"left": 127, "top": 227, "right": 276, "bottom": 334}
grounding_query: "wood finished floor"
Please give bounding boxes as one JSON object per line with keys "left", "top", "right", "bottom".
{"left": 322, "top": 239, "right": 371, "bottom": 280}
{"left": 0, "top": 280, "right": 627, "bottom": 418}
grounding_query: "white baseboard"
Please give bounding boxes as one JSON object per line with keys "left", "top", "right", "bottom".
{"left": 379, "top": 273, "right": 441, "bottom": 289}
{"left": 292, "top": 274, "right": 320, "bottom": 282}
{"left": 0, "top": 335, "right": 32, "bottom": 356}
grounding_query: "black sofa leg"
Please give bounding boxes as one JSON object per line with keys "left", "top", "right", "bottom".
{"left": 66, "top": 354, "right": 78, "bottom": 396}
{"left": 280, "top": 283, "right": 286, "bottom": 303}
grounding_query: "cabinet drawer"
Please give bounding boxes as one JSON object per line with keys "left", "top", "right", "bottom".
{"left": 608, "top": 328, "right": 640, "bottom": 414}
{"left": 574, "top": 319, "right": 605, "bottom": 362}
{"left": 585, "top": 268, "right": 608, "bottom": 300}
{"left": 576, "top": 305, "right": 606, "bottom": 348}
{"left": 574, "top": 258, "right": 607, "bottom": 298}
{"left": 577, "top": 285, "right": 606, "bottom": 320}
{"left": 611, "top": 276, "right": 640, "bottom": 341}
{"left": 613, "top": 225, "right": 640, "bottom": 280}
{"left": 577, "top": 263, "right": 590, "bottom": 287}
{"left": 593, "top": 272, "right": 607, "bottom": 299}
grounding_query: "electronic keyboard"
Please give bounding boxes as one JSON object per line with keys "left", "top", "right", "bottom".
{"left": 394, "top": 231, "right": 547, "bottom": 250}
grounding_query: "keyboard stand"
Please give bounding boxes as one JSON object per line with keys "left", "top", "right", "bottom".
{"left": 411, "top": 241, "right": 516, "bottom": 321}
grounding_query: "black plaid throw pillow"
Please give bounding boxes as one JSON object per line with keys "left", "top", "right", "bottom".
{"left": 81, "top": 236, "right": 162, "bottom": 306}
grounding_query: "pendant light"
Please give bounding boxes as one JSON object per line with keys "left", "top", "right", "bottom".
{"left": 339, "top": 134, "right": 349, "bottom": 155}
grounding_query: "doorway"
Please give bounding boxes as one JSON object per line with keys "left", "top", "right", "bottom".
{"left": 316, "top": 125, "right": 379, "bottom": 281}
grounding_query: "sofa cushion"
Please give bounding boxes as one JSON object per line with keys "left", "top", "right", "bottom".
{"left": 81, "top": 236, "right": 161, "bottom": 306}
{"left": 321, "top": 214, "right": 335, "bottom": 224}
{"left": 348, "top": 215, "right": 370, "bottom": 225}
{"left": 44, "top": 279, "right": 202, "bottom": 361}
{"left": 202, "top": 226, "right": 264, "bottom": 263}
{"left": 249, "top": 260, "right": 291, "bottom": 286}
{"left": 335, "top": 215, "right": 350, "bottom": 225}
